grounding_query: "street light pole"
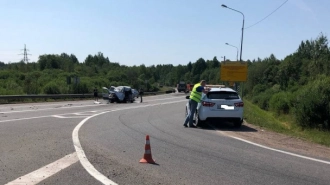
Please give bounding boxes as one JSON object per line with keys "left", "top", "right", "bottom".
{"left": 221, "top": 4, "right": 245, "bottom": 62}
{"left": 222, "top": 4, "right": 245, "bottom": 96}
{"left": 225, "top": 43, "right": 239, "bottom": 61}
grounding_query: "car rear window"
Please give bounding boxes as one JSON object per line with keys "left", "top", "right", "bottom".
{"left": 207, "top": 91, "right": 239, "bottom": 99}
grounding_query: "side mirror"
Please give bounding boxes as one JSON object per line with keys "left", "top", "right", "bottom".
{"left": 185, "top": 95, "right": 190, "bottom": 99}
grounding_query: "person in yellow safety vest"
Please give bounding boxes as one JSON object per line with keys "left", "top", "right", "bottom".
{"left": 183, "top": 80, "right": 210, "bottom": 128}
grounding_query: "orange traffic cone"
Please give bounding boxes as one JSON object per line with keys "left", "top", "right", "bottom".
{"left": 139, "top": 135, "right": 156, "bottom": 164}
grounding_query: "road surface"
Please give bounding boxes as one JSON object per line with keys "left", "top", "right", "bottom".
{"left": 1, "top": 94, "right": 329, "bottom": 185}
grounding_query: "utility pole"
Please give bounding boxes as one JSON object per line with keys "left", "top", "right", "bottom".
{"left": 19, "top": 44, "right": 31, "bottom": 63}
{"left": 221, "top": 56, "right": 226, "bottom": 62}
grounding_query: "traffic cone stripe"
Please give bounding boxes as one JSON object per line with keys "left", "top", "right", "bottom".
{"left": 145, "top": 150, "right": 151, "bottom": 154}
{"left": 146, "top": 140, "right": 150, "bottom": 144}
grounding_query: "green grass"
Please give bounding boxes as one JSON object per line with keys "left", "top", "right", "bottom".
{"left": 244, "top": 99, "right": 330, "bottom": 147}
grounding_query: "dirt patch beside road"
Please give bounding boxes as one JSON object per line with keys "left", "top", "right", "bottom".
{"left": 222, "top": 121, "right": 330, "bottom": 161}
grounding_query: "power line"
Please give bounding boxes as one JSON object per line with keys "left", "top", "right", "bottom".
{"left": 245, "top": 0, "right": 289, "bottom": 30}
{"left": 18, "top": 44, "right": 31, "bottom": 63}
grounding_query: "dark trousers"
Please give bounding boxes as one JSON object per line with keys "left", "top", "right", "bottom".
{"left": 184, "top": 99, "right": 198, "bottom": 126}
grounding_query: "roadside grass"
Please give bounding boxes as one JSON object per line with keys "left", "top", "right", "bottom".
{"left": 243, "top": 99, "right": 330, "bottom": 147}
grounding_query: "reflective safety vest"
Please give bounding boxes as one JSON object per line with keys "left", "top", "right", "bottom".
{"left": 189, "top": 83, "right": 203, "bottom": 103}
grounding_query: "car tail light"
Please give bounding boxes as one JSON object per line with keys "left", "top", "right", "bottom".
{"left": 202, "top": 101, "right": 215, "bottom": 107}
{"left": 234, "top": 102, "right": 244, "bottom": 107}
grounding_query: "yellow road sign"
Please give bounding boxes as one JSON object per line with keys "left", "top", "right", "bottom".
{"left": 220, "top": 61, "right": 248, "bottom": 82}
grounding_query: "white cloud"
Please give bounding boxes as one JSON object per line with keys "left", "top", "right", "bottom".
{"left": 290, "top": 0, "right": 318, "bottom": 22}
{"left": 291, "top": 0, "right": 313, "bottom": 13}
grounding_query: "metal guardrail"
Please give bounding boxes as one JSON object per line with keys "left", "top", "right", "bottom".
{"left": 0, "top": 94, "right": 94, "bottom": 100}
{"left": 0, "top": 91, "right": 173, "bottom": 101}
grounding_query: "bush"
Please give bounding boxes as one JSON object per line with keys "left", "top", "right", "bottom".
{"left": 252, "top": 84, "right": 268, "bottom": 96}
{"left": 269, "top": 92, "right": 291, "bottom": 114}
{"left": 43, "top": 82, "right": 61, "bottom": 94}
{"left": 252, "top": 89, "right": 275, "bottom": 110}
{"left": 293, "top": 77, "right": 330, "bottom": 130}
{"left": 72, "top": 82, "right": 89, "bottom": 94}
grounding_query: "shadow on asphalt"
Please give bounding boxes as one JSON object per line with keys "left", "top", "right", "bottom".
{"left": 197, "top": 120, "right": 257, "bottom": 132}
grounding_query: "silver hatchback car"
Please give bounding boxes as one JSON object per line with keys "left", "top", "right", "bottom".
{"left": 185, "top": 86, "right": 244, "bottom": 128}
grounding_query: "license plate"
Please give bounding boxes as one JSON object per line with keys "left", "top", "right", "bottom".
{"left": 217, "top": 104, "right": 234, "bottom": 110}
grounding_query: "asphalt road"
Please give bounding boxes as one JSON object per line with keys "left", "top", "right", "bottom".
{"left": 0, "top": 94, "right": 329, "bottom": 185}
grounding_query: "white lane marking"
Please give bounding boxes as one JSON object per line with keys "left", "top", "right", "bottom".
{"left": 0, "top": 113, "right": 91, "bottom": 123}
{"left": 230, "top": 136, "right": 330, "bottom": 165}
{"left": 0, "top": 104, "right": 107, "bottom": 114}
{"left": 0, "top": 96, "right": 183, "bottom": 114}
{"left": 1, "top": 99, "right": 186, "bottom": 185}
{"left": 0, "top": 98, "right": 186, "bottom": 123}
{"left": 5, "top": 98, "right": 329, "bottom": 185}
{"left": 52, "top": 115, "right": 88, "bottom": 119}
{"left": 145, "top": 97, "right": 182, "bottom": 102}
{"left": 73, "top": 113, "right": 119, "bottom": 185}
{"left": 0, "top": 101, "right": 83, "bottom": 109}
{"left": 73, "top": 112, "right": 99, "bottom": 116}
{"left": 5, "top": 152, "right": 78, "bottom": 185}
{"left": 211, "top": 125, "right": 330, "bottom": 165}
{"left": 72, "top": 99, "right": 187, "bottom": 185}
{"left": 0, "top": 111, "right": 99, "bottom": 123}
{"left": 0, "top": 115, "right": 50, "bottom": 123}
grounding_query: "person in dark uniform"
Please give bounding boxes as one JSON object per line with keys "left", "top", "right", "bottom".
{"left": 139, "top": 88, "right": 144, "bottom": 103}
{"left": 93, "top": 87, "right": 98, "bottom": 102}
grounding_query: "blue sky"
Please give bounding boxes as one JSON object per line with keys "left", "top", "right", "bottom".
{"left": 0, "top": 0, "right": 329, "bottom": 66}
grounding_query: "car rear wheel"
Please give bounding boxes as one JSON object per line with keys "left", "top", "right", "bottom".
{"left": 194, "top": 111, "right": 205, "bottom": 127}
{"left": 233, "top": 119, "right": 243, "bottom": 128}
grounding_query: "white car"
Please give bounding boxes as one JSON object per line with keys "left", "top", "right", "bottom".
{"left": 108, "top": 86, "right": 134, "bottom": 103}
{"left": 185, "top": 86, "right": 244, "bottom": 128}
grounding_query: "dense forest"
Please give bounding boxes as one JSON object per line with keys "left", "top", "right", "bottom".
{"left": 1, "top": 33, "right": 329, "bottom": 131}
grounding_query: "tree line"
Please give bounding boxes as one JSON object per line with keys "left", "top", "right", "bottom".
{"left": 0, "top": 33, "right": 329, "bottom": 131}
{"left": 0, "top": 52, "right": 222, "bottom": 95}
{"left": 244, "top": 33, "right": 330, "bottom": 131}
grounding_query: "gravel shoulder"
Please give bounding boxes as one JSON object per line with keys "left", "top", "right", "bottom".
{"left": 224, "top": 121, "right": 330, "bottom": 161}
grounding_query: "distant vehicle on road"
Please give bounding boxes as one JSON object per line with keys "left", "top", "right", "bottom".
{"left": 185, "top": 85, "right": 244, "bottom": 128}
{"left": 177, "top": 81, "right": 187, "bottom": 92}
{"left": 103, "top": 86, "right": 135, "bottom": 103}
{"left": 108, "top": 86, "right": 134, "bottom": 103}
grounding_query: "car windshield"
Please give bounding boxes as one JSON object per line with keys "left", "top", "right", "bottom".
{"left": 207, "top": 91, "right": 239, "bottom": 99}
{"left": 109, "top": 86, "right": 115, "bottom": 91}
